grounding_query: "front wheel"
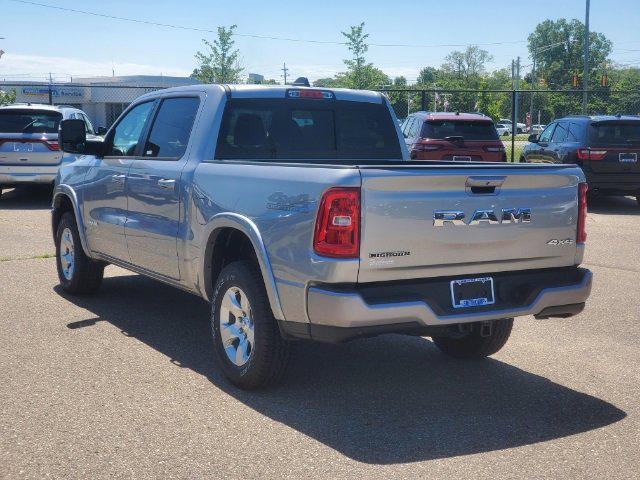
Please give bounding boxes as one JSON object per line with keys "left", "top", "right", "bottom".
{"left": 211, "top": 261, "right": 291, "bottom": 389}
{"left": 55, "top": 212, "right": 104, "bottom": 294}
{"left": 432, "top": 318, "right": 513, "bottom": 359}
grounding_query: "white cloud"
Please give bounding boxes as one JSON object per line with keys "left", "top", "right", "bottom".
{"left": 0, "top": 53, "right": 190, "bottom": 81}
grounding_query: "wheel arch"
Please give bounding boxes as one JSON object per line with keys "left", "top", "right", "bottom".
{"left": 200, "top": 213, "right": 285, "bottom": 321}
{"left": 51, "top": 185, "right": 91, "bottom": 256}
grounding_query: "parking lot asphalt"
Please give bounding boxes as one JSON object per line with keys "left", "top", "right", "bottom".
{"left": 1, "top": 186, "right": 639, "bottom": 479}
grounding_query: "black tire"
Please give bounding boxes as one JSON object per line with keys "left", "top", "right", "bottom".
{"left": 211, "top": 261, "right": 290, "bottom": 389}
{"left": 432, "top": 318, "right": 513, "bottom": 359}
{"left": 55, "top": 212, "right": 104, "bottom": 294}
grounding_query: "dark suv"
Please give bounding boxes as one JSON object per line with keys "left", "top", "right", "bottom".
{"left": 400, "top": 112, "right": 506, "bottom": 162}
{"left": 521, "top": 115, "right": 640, "bottom": 205}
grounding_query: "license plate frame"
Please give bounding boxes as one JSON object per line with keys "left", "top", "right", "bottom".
{"left": 450, "top": 276, "right": 495, "bottom": 309}
{"left": 13, "top": 142, "right": 34, "bottom": 153}
{"left": 452, "top": 155, "right": 472, "bottom": 162}
{"left": 619, "top": 152, "right": 637, "bottom": 163}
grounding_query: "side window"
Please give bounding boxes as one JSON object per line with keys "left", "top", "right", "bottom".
{"left": 539, "top": 123, "right": 556, "bottom": 143}
{"left": 551, "top": 122, "right": 568, "bottom": 143}
{"left": 567, "top": 122, "right": 581, "bottom": 142}
{"left": 107, "top": 101, "right": 155, "bottom": 157}
{"left": 408, "top": 118, "right": 421, "bottom": 138}
{"left": 402, "top": 116, "right": 414, "bottom": 137}
{"left": 143, "top": 97, "right": 200, "bottom": 159}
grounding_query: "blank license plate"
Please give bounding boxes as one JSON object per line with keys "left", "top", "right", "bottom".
{"left": 453, "top": 155, "right": 472, "bottom": 162}
{"left": 619, "top": 153, "right": 637, "bottom": 163}
{"left": 450, "top": 277, "right": 495, "bottom": 309}
{"left": 13, "top": 142, "right": 34, "bottom": 152}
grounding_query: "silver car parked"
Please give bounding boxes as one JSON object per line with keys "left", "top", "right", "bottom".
{"left": 0, "top": 103, "right": 100, "bottom": 197}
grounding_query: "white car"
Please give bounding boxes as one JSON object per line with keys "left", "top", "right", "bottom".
{"left": 529, "top": 124, "right": 546, "bottom": 135}
{"left": 495, "top": 123, "right": 510, "bottom": 136}
{"left": 499, "top": 119, "right": 527, "bottom": 134}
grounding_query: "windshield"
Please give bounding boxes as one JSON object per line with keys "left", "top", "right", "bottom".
{"left": 589, "top": 121, "right": 640, "bottom": 146}
{"left": 0, "top": 109, "right": 62, "bottom": 134}
{"left": 421, "top": 120, "right": 499, "bottom": 141}
{"left": 216, "top": 98, "right": 401, "bottom": 160}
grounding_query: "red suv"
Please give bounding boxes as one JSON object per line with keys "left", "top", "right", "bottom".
{"left": 401, "top": 112, "right": 507, "bottom": 162}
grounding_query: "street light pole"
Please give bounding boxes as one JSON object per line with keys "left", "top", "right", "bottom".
{"left": 582, "top": 0, "right": 590, "bottom": 113}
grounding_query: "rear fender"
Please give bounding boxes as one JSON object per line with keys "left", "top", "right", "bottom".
{"left": 200, "top": 213, "right": 285, "bottom": 320}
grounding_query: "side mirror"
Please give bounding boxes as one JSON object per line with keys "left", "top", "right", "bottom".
{"left": 96, "top": 126, "right": 107, "bottom": 136}
{"left": 60, "top": 119, "right": 104, "bottom": 156}
{"left": 528, "top": 134, "right": 539, "bottom": 143}
{"left": 59, "top": 119, "right": 86, "bottom": 153}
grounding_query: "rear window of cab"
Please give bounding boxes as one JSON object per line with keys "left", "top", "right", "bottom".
{"left": 589, "top": 121, "right": 640, "bottom": 146}
{"left": 215, "top": 98, "right": 402, "bottom": 160}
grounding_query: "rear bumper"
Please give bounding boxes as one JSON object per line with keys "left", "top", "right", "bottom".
{"left": 584, "top": 171, "right": 640, "bottom": 195}
{"left": 0, "top": 165, "right": 59, "bottom": 185}
{"left": 297, "top": 267, "right": 592, "bottom": 342}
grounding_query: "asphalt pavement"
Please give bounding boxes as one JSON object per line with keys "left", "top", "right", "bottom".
{"left": 0, "top": 186, "right": 638, "bottom": 479}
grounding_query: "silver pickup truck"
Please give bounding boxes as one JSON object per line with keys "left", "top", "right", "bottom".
{"left": 52, "top": 84, "right": 592, "bottom": 389}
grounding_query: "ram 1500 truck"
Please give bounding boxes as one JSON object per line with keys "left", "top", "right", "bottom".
{"left": 52, "top": 85, "right": 592, "bottom": 389}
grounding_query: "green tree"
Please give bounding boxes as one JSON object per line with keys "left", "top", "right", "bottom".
{"left": 0, "top": 88, "right": 16, "bottom": 106}
{"left": 442, "top": 46, "right": 493, "bottom": 80}
{"left": 527, "top": 18, "right": 612, "bottom": 89}
{"left": 341, "top": 22, "right": 373, "bottom": 89}
{"left": 416, "top": 66, "right": 438, "bottom": 85}
{"left": 192, "top": 25, "right": 243, "bottom": 83}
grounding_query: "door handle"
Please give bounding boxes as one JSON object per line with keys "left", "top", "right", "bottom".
{"left": 112, "top": 174, "right": 126, "bottom": 184}
{"left": 157, "top": 178, "right": 176, "bottom": 190}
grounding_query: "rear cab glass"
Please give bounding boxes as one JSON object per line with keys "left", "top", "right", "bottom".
{"left": 588, "top": 121, "right": 640, "bottom": 146}
{"left": 0, "top": 109, "right": 62, "bottom": 134}
{"left": 215, "top": 97, "right": 401, "bottom": 161}
{"left": 421, "top": 120, "right": 499, "bottom": 141}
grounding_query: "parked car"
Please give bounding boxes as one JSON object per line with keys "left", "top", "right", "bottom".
{"left": 401, "top": 112, "right": 507, "bottom": 162}
{"left": 521, "top": 115, "right": 640, "bottom": 205}
{"left": 0, "top": 103, "right": 102, "bottom": 198}
{"left": 529, "top": 124, "right": 546, "bottom": 135}
{"left": 53, "top": 85, "right": 592, "bottom": 389}
{"left": 499, "top": 118, "right": 526, "bottom": 134}
{"left": 495, "top": 123, "right": 510, "bottom": 136}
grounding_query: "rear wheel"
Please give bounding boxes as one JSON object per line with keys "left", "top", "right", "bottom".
{"left": 55, "top": 212, "right": 104, "bottom": 294}
{"left": 211, "top": 261, "right": 291, "bottom": 389}
{"left": 432, "top": 318, "right": 513, "bottom": 359}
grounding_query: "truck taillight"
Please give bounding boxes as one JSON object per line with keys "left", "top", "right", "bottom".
{"left": 313, "top": 187, "right": 360, "bottom": 258}
{"left": 577, "top": 182, "right": 588, "bottom": 244}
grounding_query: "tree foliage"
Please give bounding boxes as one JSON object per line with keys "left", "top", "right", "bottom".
{"left": 0, "top": 88, "right": 16, "bottom": 106}
{"left": 192, "top": 25, "right": 243, "bottom": 83}
{"left": 527, "top": 18, "right": 612, "bottom": 89}
{"left": 442, "top": 46, "right": 493, "bottom": 80}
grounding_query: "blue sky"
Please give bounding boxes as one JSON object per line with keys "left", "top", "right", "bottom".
{"left": 1, "top": 0, "right": 639, "bottom": 83}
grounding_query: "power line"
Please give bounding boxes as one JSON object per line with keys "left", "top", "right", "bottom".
{"left": 8, "top": 0, "right": 527, "bottom": 49}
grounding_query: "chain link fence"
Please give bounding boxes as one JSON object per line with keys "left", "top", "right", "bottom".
{"left": 379, "top": 88, "right": 640, "bottom": 161}
{"left": 0, "top": 82, "right": 166, "bottom": 129}
{"left": 2, "top": 82, "right": 638, "bottom": 162}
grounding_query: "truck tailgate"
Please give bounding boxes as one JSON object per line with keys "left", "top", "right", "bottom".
{"left": 358, "top": 164, "right": 584, "bottom": 282}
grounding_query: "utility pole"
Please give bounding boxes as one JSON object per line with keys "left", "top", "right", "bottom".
{"left": 529, "top": 56, "right": 536, "bottom": 127}
{"left": 48, "top": 72, "right": 53, "bottom": 106}
{"left": 514, "top": 57, "right": 521, "bottom": 133}
{"left": 281, "top": 62, "right": 289, "bottom": 85}
{"left": 582, "top": 0, "right": 590, "bottom": 113}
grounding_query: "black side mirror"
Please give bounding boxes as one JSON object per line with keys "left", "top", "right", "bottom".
{"left": 528, "top": 134, "right": 539, "bottom": 143}
{"left": 59, "top": 119, "right": 86, "bottom": 153}
{"left": 96, "top": 126, "right": 107, "bottom": 135}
